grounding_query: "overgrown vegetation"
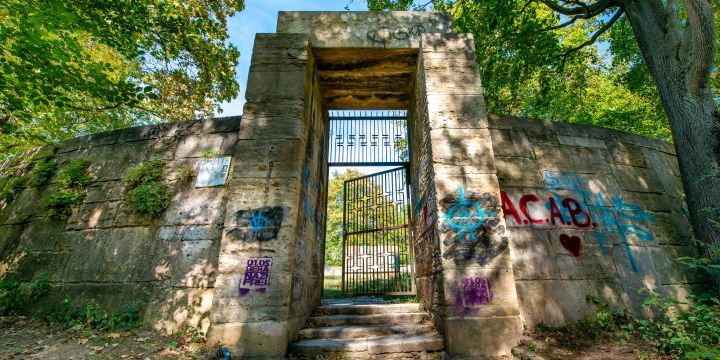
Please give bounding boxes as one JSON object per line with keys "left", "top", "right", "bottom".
{"left": 47, "top": 297, "right": 141, "bottom": 331}
{"left": 124, "top": 160, "right": 170, "bottom": 217}
{"left": 28, "top": 159, "right": 56, "bottom": 188}
{"left": 176, "top": 164, "right": 196, "bottom": 183}
{"left": 0, "top": 176, "right": 24, "bottom": 202}
{"left": 42, "top": 157, "right": 92, "bottom": 219}
{"left": 0, "top": 273, "right": 50, "bottom": 315}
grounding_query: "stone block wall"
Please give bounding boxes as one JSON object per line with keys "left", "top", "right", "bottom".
{"left": 0, "top": 117, "right": 241, "bottom": 334}
{"left": 415, "top": 33, "right": 523, "bottom": 358}
{"left": 207, "top": 32, "right": 328, "bottom": 358}
{"left": 487, "top": 114, "right": 703, "bottom": 327}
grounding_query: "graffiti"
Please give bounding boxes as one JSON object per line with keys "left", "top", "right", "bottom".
{"left": 445, "top": 187, "right": 495, "bottom": 239}
{"left": 239, "top": 256, "right": 272, "bottom": 296}
{"left": 454, "top": 276, "right": 493, "bottom": 314}
{"left": 559, "top": 234, "right": 582, "bottom": 257}
{"left": 440, "top": 187, "right": 508, "bottom": 266}
{"left": 501, "top": 171, "right": 656, "bottom": 272}
{"left": 367, "top": 24, "right": 426, "bottom": 44}
{"left": 463, "top": 277, "right": 493, "bottom": 305}
{"left": 227, "top": 206, "right": 284, "bottom": 242}
{"left": 250, "top": 211, "right": 269, "bottom": 233}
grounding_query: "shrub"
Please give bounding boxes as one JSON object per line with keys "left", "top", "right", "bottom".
{"left": 128, "top": 182, "right": 171, "bottom": 217}
{"left": 0, "top": 280, "right": 23, "bottom": 315}
{"left": 52, "top": 297, "right": 140, "bottom": 331}
{"left": 29, "top": 160, "right": 56, "bottom": 188}
{"left": 0, "top": 273, "right": 51, "bottom": 315}
{"left": 57, "top": 157, "right": 92, "bottom": 189}
{"left": 0, "top": 176, "right": 24, "bottom": 202}
{"left": 42, "top": 157, "right": 92, "bottom": 219}
{"left": 124, "top": 160, "right": 164, "bottom": 189}
{"left": 43, "top": 189, "right": 84, "bottom": 219}
{"left": 635, "top": 291, "right": 720, "bottom": 359}
{"left": 176, "top": 164, "right": 196, "bottom": 183}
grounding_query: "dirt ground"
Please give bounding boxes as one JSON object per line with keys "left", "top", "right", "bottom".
{"left": 1, "top": 316, "right": 665, "bottom": 360}
{"left": 0, "top": 316, "right": 219, "bottom": 360}
{"left": 512, "top": 331, "right": 667, "bottom": 360}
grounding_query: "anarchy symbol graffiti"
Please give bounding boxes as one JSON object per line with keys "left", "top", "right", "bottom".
{"left": 444, "top": 187, "right": 495, "bottom": 240}
{"left": 250, "top": 210, "right": 269, "bottom": 233}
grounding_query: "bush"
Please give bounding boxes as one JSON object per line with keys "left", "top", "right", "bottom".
{"left": 52, "top": 297, "right": 140, "bottom": 331}
{"left": 124, "top": 160, "right": 164, "bottom": 189}
{"left": 128, "top": 182, "right": 170, "bottom": 217}
{"left": 635, "top": 291, "right": 720, "bottom": 359}
{"left": 176, "top": 164, "right": 196, "bottom": 183}
{"left": 57, "top": 157, "right": 92, "bottom": 189}
{"left": 0, "top": 176, "right": 24, "bottom": 202}
{"left": 29, "top": 160, "right": 56, "bottom": 188}
{"left": 43, "top": 189, "right": 84, "bottom": 219}
{"left": 0, "top": 273, "right": 51, "bottom": 315}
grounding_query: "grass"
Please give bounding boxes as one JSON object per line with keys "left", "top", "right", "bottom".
{"left": 322, "top": 274, "right": 417, "bottom": 302}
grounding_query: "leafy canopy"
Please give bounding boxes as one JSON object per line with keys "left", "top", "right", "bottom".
{"left": 365, "top": 0, "right": 717, "bottom": 140}
{"left": 0, "top": 0, "right": 244, "bottom": 157}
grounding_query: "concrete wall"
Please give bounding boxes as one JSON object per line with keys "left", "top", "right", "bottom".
{"left": 487, "top": 114, "right": 703, "bottom": 328}
{"left": 0, "top": 117, "right": 240, "bottom": 334}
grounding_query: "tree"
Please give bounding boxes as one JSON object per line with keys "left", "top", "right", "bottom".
{"left": 0, "top": 0, "right": 244, "bottom": 158}
{"left": 367, "top": 0, "right": 720, "bottom": 257}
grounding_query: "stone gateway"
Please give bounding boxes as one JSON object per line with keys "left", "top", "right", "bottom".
{"left": 0, "top": 11, "right": 702, "bottom": 359}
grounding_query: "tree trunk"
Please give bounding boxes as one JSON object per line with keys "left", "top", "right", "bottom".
{"left": 624, "top": 0, "right": 720, "bottom": 257}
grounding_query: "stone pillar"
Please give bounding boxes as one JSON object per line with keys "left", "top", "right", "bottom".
{"left": 421, "top": 33, "right": 523, "bottom": 358}
{"left": 207, "top": 33, "right": 313, "bottom": 358}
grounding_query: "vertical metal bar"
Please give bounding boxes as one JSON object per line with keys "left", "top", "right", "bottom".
{"left": 342, "top": 179, "right": 348, "bottom": 296}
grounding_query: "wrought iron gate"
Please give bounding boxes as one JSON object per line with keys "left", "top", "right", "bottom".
{"left": 342, "top": 166, "right": 415, "bottom": 296}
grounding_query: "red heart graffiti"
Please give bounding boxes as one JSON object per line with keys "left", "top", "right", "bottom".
{"left": 559, "top": 234, "right": 582, "bottom": 257}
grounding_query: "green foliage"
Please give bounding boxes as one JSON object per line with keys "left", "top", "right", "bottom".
{"left": 0, "top": 280, "right": 23, "bottom": 315}
{"left": 42, "top": 157, "right": 92, "bottom": 219}
{"left": 366, "top": 0, "right": 693, "bottom": 140}
{"left": 128, "top": 182, "right": 171, "bottom": 217}
{"left": 43, "top": 189, "right": 84, "bottom": 219}
{"left": 28, "top": 159, "right": 56, "bottom": 188}
{"left": 525, "top": 342, "right": 537, "bottom": 352}
{"left": 0, "top": 176, "right": 24, "bottom": 202}
{"left": 124, "top": 160, "right": 165, "bottom": 189}
{"left": 635, "top": 292, "right": 720, "bottom": 359}
{"left": 200, "top": 149, "right": 220, "bottom": 159}
{"left": 56, "top": 157, "right": 93, "bottom": 189}
{"left": 176, "top": 164, "right": 196, "bottom": 183}
{"left": 0, "top": 273, "right": 51, "bottom": 315}
{"left": 0, "top": 0, "right": 245, "bottom": 158}
{"left": 50, "top": 297, "right": 140, "bottom": 331}
{"left": 124, "top": 160, "right": 170, "bottom": 217}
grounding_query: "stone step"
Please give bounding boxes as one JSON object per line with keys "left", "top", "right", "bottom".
{"left": 314, "top": 303, "right": 422, "bottom": 316}
{"left": 307, "top": 312, "right": 430, "bottom": 327}
{"left": 290, "top": 333, "right": 444, "bottom": 357}
{"left": 298, "top": 323, "right": 435, "bottom": 340}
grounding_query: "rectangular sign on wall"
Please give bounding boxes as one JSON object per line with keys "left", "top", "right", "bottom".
{"left": 195, "top": 156, "right": 231, "bottom": 187}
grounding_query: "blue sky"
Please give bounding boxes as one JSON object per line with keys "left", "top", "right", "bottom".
{"left": 218, "top": 0, "right": 368, "bottom": 116}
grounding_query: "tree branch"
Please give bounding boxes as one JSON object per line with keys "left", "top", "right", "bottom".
{"left": 538, "top": 0, "right": 614, "bottom": 17}
{"left": 560, "top": 7, "right": 624, "bottom": 58}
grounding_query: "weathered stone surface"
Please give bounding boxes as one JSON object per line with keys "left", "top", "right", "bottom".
{"left": 146, "top": 288, "right": 214, "bottom": 334}
{"left": 489, "top": 129, "right": 534, "bottom": 158}
{"left": 278, "top": 11, "right": 452, "bottom": 48}
{"left": 208, "top": 321, "right": 290, "bottom": 358}
{"left": 607, "top": 141, "right": 647, "bottom": 167}
{"left": 427, "top": 94, "right": 487, "bottom": 129}
{"left": 609, "top": 164, "right": 663, "bottom": 193}
{"left": 18, "top": 219, "right": 66, "bottom": 251}
{"left": 557, "top": 135, "right": 607, "bottom": 149}
{"left": 161, "top": 187, "right": 227, "bottom": 225}
{"left": 494, "top": 157, "right": 543, "bottom": 188}
{"left": 508, "top": 229, "right": 559, "bottom": 280}
{"left": 444, "top": 316, "right": 522, "bottom": 358}
{"left": 533, "top": 144, "right": 611, "bottom": 174}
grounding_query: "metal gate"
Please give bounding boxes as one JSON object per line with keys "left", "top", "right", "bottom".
{"left": 342, "top": 166, "right": 415, "bottom": 296}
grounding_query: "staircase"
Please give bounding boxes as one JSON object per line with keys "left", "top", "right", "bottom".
{"left": 289, "top": 298, "right": 444, "bottom": 359}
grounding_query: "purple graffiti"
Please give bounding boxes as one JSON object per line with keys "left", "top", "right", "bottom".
{"left": 239, "top": 257, "right": 272, "bottom": 296}
{"left": 463, "top": 277, "right": 493, "bottom": 306}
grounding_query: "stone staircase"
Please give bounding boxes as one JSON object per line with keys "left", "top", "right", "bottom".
{"left": 289, "top": 298, "right": 444, "bottom": 359}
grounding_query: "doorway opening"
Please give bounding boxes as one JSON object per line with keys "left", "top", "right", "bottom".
{"left": 322, "top": 110, "right": 415, "bottom": 298}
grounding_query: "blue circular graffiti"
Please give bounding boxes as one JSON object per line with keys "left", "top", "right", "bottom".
{"left": 250, "top": 210, "right": 269, "bottom": 233}
{"left": 445, "top": 187, "right": 494, "bottom": 240}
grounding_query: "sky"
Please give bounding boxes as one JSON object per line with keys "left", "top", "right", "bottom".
{"left": 218, "top": 0, "right": 368, "bottom": 117}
